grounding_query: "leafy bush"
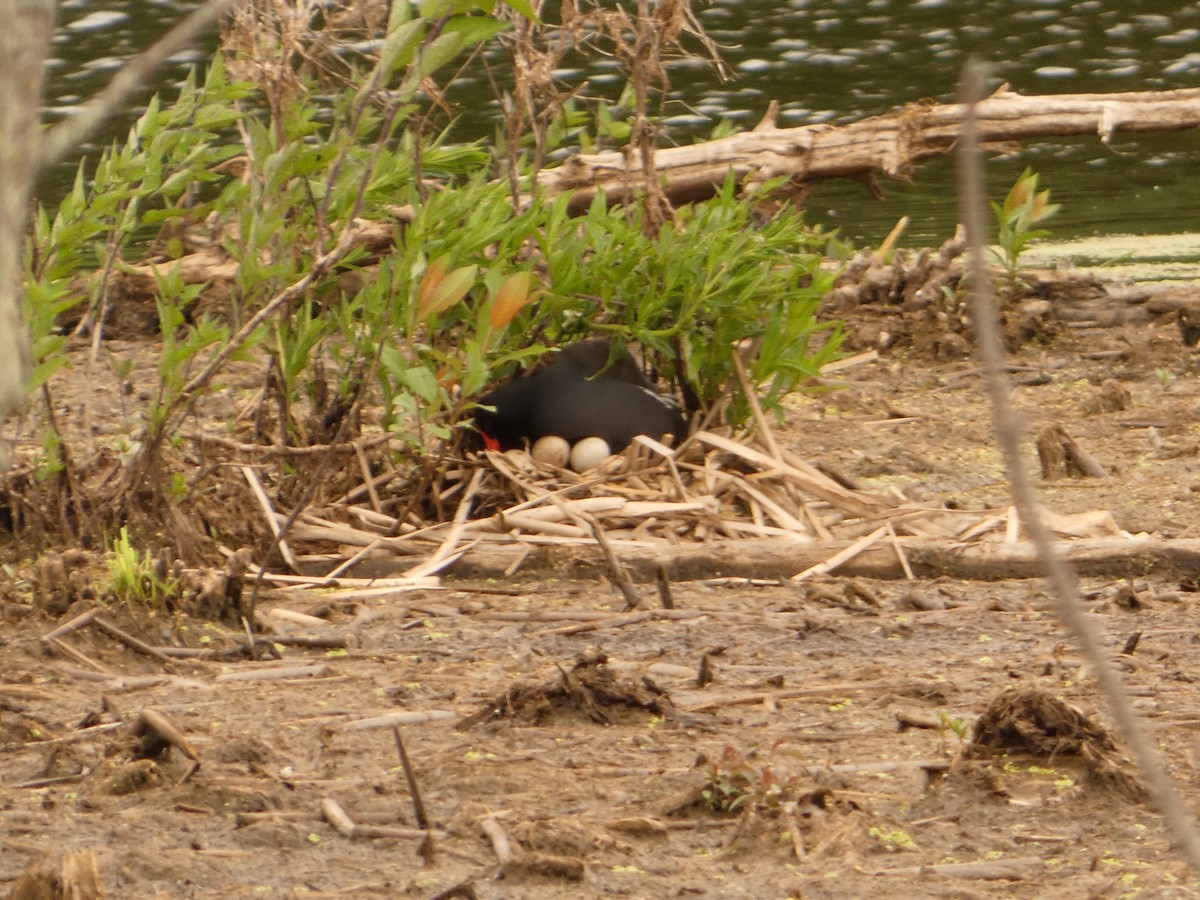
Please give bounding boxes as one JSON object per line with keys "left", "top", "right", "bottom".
{"left": 20, "top": 0, "right": 845, "bottom": 545}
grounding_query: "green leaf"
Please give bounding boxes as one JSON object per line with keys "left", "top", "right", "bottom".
{"left": 500, "top": 0, "right": 538, "bottom": 21}
{"left": 442, "top": 15, "right": 510, "bottom": 46}
{"left": 371, "top": 18, "right": 426, "bottom": 90}
{"left": 387, "top": 0, "right": 412, "bottom": 30}
{"left": 418, "top": 31, "right": 469, "bottom": 77}
{"left": 418, "top": 0, "right": 452, "bottom": 18}
{"left": 401, "top": 365, "right": 441, "bottom": 404}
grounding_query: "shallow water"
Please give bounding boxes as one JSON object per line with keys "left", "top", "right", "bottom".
{"left": 47, "top": 0, "right": 1200, "bottom": 251}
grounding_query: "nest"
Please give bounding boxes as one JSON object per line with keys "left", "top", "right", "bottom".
{"left": 269, "top": 417, "right": 1132, "bottom": 594}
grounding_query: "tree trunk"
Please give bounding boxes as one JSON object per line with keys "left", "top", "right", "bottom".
{"left": 0, "top": 0, "right": 54, "bottom": 467}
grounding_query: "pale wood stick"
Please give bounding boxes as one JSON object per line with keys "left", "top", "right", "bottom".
{"left": 480, "top": 816, "right": 515, "bottom": 864}
{"left": 868, "top": 857, "right": 1042, "bottom": 880}
{"left": 792, "top": 526, "right": 888, "bottom": 581}
{"left": 404, "top": 468, "right": 485, "bottom": 579}
{"left": 503, "top": 544, "right": 533, "bottom": 576}
{"left": 337, "top": 710, "right": 456, "bottom": 731}
{"left": 10, "top": 771, "right": 93, "bottom": 789}
{"left": 713, "top": 519, "right": 811, "bottom": 540}
{"left": 698, "top": 431, "right": 884, "bottom": 517}
{"left": 391, "top": 530, "right": 664, "bottom": 549}
{"left": 748, "top": 492, "right": 766, "bottom": 529}
{"left": 321, "top": 798, "right": 357, "bottom": 839}
{"left": 43, "top": 637, "right": 114, "bottom": 675}
{"left": 497, "top": 496, "right": 626, "bottom": 521}
{"left": 92, "top": 616, "right": 172, "bottom": 664}
{"left": 287, "top": 521, "right": 382, "bottom": 547}
{"left": 801, "top": 503, "right": 834, "bottom": 541}
{"left": 262, "top": 607, "right": 330, "bottom": 628}
{"left": 259, "top": 572, "right": 440, "bottom": 589}
{"left": 214, "top": 665, "right": 329, "bottom": 683}
{"left": 683, "top": 680, "right": 927, "bottom": 713}
{"left": 293, "top": 584, "right": 441, "bottom": 602}
{"left": 533, "top": 609, "right": 706, "bottom": 637}
{"left": 319, "top": 538, "right": 388, "bottom": 581}
{"left": 15, "top": 721, "right": 126, "bottom": 749}
{"left": 41, "top": 607, "right": 99, "bottom": 642}
{"left": 354, "top": 824, "right": 449, "bottom": 840}
{"left": 885, "top": 522, "right": 915, "bottom": 580}
{"left": 353, "top": 442, "right": 383, "bottom": 514}
{"left": 184, "top": 431, "right": 389, "bottom": 457}
{"left": 138, "top": 707, "right": 200, "bottom": 763}
{"left": 589, "top": 517, "right": 642, "bottom": 610}
{"left": 392, "top": 726, "right": 431, "bottom": 852}
{"left": 631, "top": 434, "right": 690, "bottom": 499}
{"left": 334, "top": 465, "right": 406, "bottom": 507}
{"left": 478, "top": 610, "right": 611, "bottom": 622}
{"left": 864, "top": 416, "right": 924, "bottom": 427}
{"left": 541, "top": 492, "right": 643, "bottom": 610}
{"left": 237, "top": 809, "right": 414, "bottom": 826}
{"left": 873, "top": 215, "right": 909, "bottom": 260}
{"left": 104, "top": 675, "right": 207, "bottom": 692}
{"left": 495, "top": 514, "right": 589, "bottom": 538}
{"left": 724, "top": 474, "right": 808, "bottom": 534}
{"left": 346, "top": 505, "right": 404, "bottom": 530}
{"left": 730, "top": 350, "right": 783, "bottom": 463}
{"left": 820, "top": 349, "right": 880, "bottom": 374}
{"left": 241, "top": 465, "right": 298, "bottom": 571}
{"left": 619, "top": 499, "right": 713, "bottom": 517}
{"left": 956, "top": 512, "right": 1007, "bottom": 542}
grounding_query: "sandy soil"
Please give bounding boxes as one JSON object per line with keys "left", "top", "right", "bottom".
{"left": 5, "top": 272, "right": 1200, "bottom": 899}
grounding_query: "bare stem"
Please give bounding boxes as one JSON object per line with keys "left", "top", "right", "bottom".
{"left": 957, "top": 54, "right": 1200, "bottom": 875}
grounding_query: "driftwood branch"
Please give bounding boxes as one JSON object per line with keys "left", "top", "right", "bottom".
{"left": 535, "top": 85, "right": 1200, "bottom": 212}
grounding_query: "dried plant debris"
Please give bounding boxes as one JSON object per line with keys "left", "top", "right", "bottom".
{"left": 967, "top": 688, "right": 1146, "bottom": 800}
{"left": 969, "top": 688, "right": 1115, "bottom": 757}
{"left": 8, "top": 850, "right": 105, "bottom": 900}
{"left": 277, "top": 416, "right": 1136, "bottom": 594}
{"left": 177, "top": 548, "right": 253, "bottom": 623}
{"left": 456, "top": 653, "right": 674, "bottom": 730}
{"left": 79, "top": 758, "right": 162, "bottom": 806}
{"left": 1080, "top": 741, "right": 1150, "bottom": 802}
{"left": 28, "top": 549, "right": 99, "bottom": 617}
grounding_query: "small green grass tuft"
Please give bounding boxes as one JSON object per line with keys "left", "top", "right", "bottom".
{"left": 105, "top": 527, "right": 181, "bottom": 607}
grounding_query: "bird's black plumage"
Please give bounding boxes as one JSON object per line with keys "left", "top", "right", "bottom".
{"left": 473, "top": 339, "right": 686, "bottom": 452}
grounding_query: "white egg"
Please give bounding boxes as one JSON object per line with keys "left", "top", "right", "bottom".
{"left": 569, "top": 436, "right": 612, "bottom": 472}
{"left": 531, "top": 435, "right": 570, "bottom": 467}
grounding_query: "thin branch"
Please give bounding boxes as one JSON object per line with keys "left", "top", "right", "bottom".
{"left": 957, "top": 54, "right": 1200, "bottom": 876}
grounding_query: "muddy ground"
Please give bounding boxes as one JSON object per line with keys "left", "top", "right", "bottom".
{"left": 6, "top": 269, "right": 1200, "bottom": 898}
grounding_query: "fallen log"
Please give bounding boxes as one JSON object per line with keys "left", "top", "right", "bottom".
{"left": 536, "top": 85, "right": 1200, "bottom": 212}
{"left": 330, "top": 536, "right": 1200, "bottom": 583}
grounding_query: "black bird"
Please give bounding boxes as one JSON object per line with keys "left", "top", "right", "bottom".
{"left": 473, "top": 338, "right": 687, "bottom": 452}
